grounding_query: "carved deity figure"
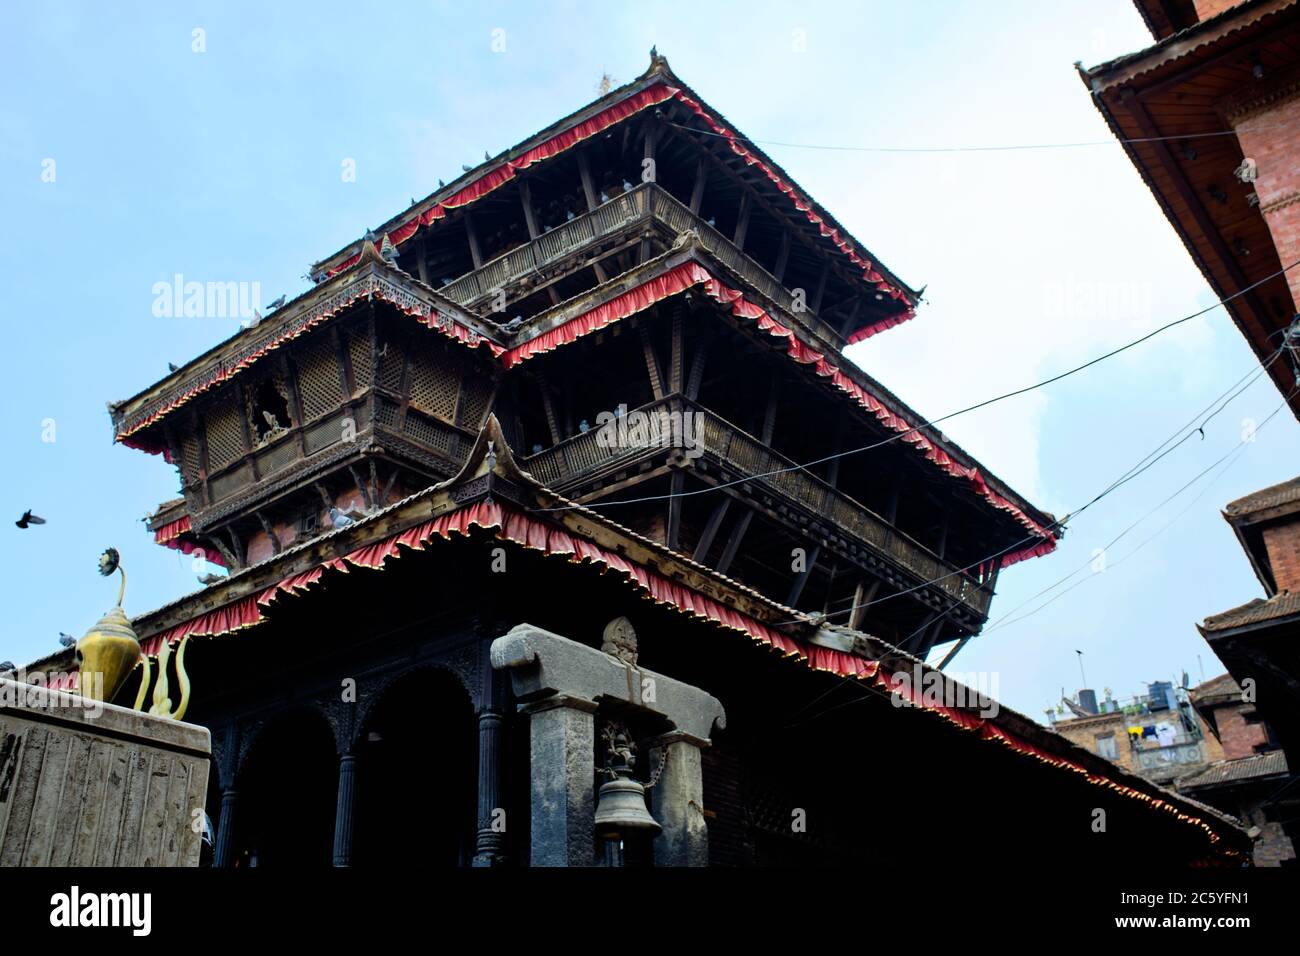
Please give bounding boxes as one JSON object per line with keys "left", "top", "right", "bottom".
{"left": 601, "top": 616, "right": 638, "bottom": 666}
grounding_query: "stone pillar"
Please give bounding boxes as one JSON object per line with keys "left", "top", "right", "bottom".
{"left": 649, "top": 732, "right": 710, "bottom": 867}
{"left": 472, "top": 704, "right": 506, "bottom": 866}
{"left": 523, "top": 695, "right": 598, "bottom": 867}
{"left": 214, "top": 789, "right": 239, "bottom": 868}
{"left": 332, "top": 752, "right": 358, "bottom": 867}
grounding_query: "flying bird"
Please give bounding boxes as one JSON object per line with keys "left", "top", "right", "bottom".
{"left": 59, "top": 633, "right": 76, "bottom": 648}
{"left": 15, "top": 510, "right": 45, "bottom": 529}
{"left": 266, "top": 295, "right": 287, "bottom": 311}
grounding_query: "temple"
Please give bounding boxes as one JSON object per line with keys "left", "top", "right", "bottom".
{"left": 28, "top": 53, "right": 1251, "bottom": 866}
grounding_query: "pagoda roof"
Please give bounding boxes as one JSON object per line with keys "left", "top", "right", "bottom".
{"left": 114, "top": 237, "right": 1057, "bottom": 560}
{"left": 24, "top": 414, "right": 1245, "bottom": 860}
{"left": 307, "top": 52, "right": 919, "bottom": 319}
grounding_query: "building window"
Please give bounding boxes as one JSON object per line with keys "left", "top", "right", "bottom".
{"left": 249, "top": 378, "right": 292, "bottom": 444}
{"left": 1095, "top": 734, "right": 1118, "bottom": 760}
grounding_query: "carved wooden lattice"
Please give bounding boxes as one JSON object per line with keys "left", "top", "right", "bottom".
{"left": 204, "top": 396, "right": 244, "bottom": 470}
{"left": 348, "top": 330, "right": 372, "bottom": 392}
{"left": 378, "top": 340, "right": 403, "bottom": 392}
{"left": 296, "top": 338, "right": 344, "bottom": 422}
{"left": 457, "top": 374, "right": 493, "bottom": 430}
{"left": 180, "top": 435, "right": 202, "bottom": 484}
{"left": 408, "top": 346, "right": 460, "bottom": 423}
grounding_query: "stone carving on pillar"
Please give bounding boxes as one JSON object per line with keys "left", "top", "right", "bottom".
{"left": 491, "top": 622, "right": 725, "bottom": 868}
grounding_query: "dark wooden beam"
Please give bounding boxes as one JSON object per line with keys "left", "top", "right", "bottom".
{"left": 773, "top": 231, "right": 791, "bottom": 283}
{"left": 666, "top": 470, "right": 685, "bottom": 552}
{"left": 519, "top": 180, "right": 540, "bottom": 240}
{"left": 847, "top": 578, "right": 881, "bottom": 632}
{"left": 689, "top": 158, "right": 707, "bottom": 215}
{"left": 533, "top": 371, "right": 561, "bottom": 445}
{"left": 761, "top": 376, "right": 780, "bottom": 445}
{"left": 787, "top": 544, "right": 821, "bottom": 608}
{"left": 685, "top": 326, "right": 712, "bottom": 401}
{"left": 464, "top": 211, "right": 484, "bottom": 269}
{"left": 937, "top": 636, "right": 971, "bottom": 671}
{"left": 716, "top": 508, "right": 754, "bottom": 576}
{"left": 810, "top": 260, "right": 830, "bottom": 314}
{"left": 692, "top": 497, "right": 731, "bottom": 563}
{"left": 669, "top": 310, "right": 684, "bottom": 394}
{"left": 577, "top": 150, "right": 599, "bottom": 213}
{"left": 733, "top": 192, "right": 752, "bottom": 251}
{"left": 640, "top": 323, "right": 665, "bottom": 400}
{"left": 837, "top": 298, "right": 863, "bottom": 340}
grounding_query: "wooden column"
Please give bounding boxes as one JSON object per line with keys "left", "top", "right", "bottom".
{"left": 519, "top": 180, "right": 540, "bottom": 240}
{"left": 473, "top": 657, "right": 508, "bottom": 867}
{"left": 464, "top": 211, "right": 484, "bottom": 269}
{"left": 689, "top": 158, "right": 707, "bottom": 215}
{"left": 733, "top": 192, "right": 752, "bottom": 251}
{"left": 577, "top": 150, "right": 599, "bottom": 213}
{"left": 773, "top": 232, "right": 791, "bottom": 283}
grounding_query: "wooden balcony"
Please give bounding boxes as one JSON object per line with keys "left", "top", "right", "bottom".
{"left": 524, "top": 398, "right": 993, "bottom": 618}
{"left": 441, "top": 183, "right": 829, "bottom": 334}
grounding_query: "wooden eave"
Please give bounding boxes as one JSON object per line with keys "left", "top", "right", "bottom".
{"left": 1080, "top": 0, "right": 1300, "bottom": 416}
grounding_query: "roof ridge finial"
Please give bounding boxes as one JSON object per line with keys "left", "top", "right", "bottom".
{"left": 648, "top": 45, "right": 669, "bottom": 74}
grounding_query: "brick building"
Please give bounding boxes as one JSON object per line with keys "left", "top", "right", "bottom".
{"left": 1178, "top": 673, "right": 1295, "bottom": 865}
{"left": 1081, "top": 0, "right": 1300, "bottom": 863}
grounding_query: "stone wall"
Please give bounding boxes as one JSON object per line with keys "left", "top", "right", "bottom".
{"left": 0, "top": 677, "right": 210, "bottom": 866}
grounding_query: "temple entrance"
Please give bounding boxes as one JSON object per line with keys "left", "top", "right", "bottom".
{"left": 352, "top": 668, "right": 478, "bottom": 867}
{"left": 236, "top": 708, "right": 338, "bottom": 867}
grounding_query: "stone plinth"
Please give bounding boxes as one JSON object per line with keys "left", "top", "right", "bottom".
{"left": 0, "top": 677, "right": 211, "bottom": 866}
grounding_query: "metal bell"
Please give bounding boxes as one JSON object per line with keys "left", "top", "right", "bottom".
{"left": 593, "top": 775, "right": 661, "bottom": 836}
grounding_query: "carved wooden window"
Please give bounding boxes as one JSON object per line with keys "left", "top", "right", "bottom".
{"left": 378, "top": 338, "right": 404, "bottom": 392}
{"left": 247, "top": 374, "right": 292, "bottom": 446}
{"left": 347, "top": 330, "right": 373, "bottom": 392}
{"left": 408, "top": 346, "right": 461, "bottom": 422}
{"left": 457, "top": 373, "right": 493, "bottom": 430}
{"left": 204, "top": 396, "right": 244, "bottom": 470}
{"left": 295, "top": 337, "right": 344, "bottom": 421}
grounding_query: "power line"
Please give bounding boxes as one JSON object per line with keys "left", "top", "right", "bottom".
{"left": 773, "top": 366, "right": 1290, "bottom": 729}
{"left": 665, "top": 118, "right": 1297, "bottom": 155}
{"left": 783, "top": 342, "right": 1286, "bottom": 628}
{"left": 533, "top": 258, "right": 1300, "bottom": 516}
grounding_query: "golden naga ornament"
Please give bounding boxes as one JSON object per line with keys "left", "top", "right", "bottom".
{"left": 133, "top": 636, "right": 191, "bottom": 722}
{"left": 75, "top": 548, "right": 142, "bottom": 704}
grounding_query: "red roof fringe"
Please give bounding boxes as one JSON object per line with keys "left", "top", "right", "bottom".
{"left": 152, "top": 514, "right": 227, "bottom": 568}
{"left": 118, "top": 499, "right": 1222, "bottom": 851}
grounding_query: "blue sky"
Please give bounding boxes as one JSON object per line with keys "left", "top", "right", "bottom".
{"left": 2, "top": 1, "right": 1296, "bottom": 721}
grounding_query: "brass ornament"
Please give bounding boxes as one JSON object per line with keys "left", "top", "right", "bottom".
{"left": 75, "top": 549, "right": 142, "bottom": 704}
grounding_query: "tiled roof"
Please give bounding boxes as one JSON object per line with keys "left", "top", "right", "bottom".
{"left": 1224, "top": 475, "right": 1300, "bottom": 519}
{"left": 1178, "top": 750, "right": 1289, "bottom": 789}
{"left": 1200, "top": 592, "right": 1300, "bottom": 633}
{"left": 1190, "top": 672, "right": 1240, "bottom": 701}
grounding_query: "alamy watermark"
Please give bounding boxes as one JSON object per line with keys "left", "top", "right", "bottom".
{"left": 886, "top": 664, "right": 1000, "bottom": 718}
{"left": 594, "top": 404, "right": 702, "bottom": 459}
{"left": 152, "top": 274, "right": 262, "bottom": 323}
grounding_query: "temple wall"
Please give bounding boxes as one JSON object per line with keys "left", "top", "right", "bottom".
{"left": 0, "top": 678, "right": 210, "bottom": 866}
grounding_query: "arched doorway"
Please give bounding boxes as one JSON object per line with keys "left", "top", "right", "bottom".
{"left": 352, "top": 668, "right": 478, "bottom": 867}
{"left": 235, "top": 708, "right": 338, "bottom": 867}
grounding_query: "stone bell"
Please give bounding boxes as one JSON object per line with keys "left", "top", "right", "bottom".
{"left": 593, "top": 774, "right": 661, "bottom": 837}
